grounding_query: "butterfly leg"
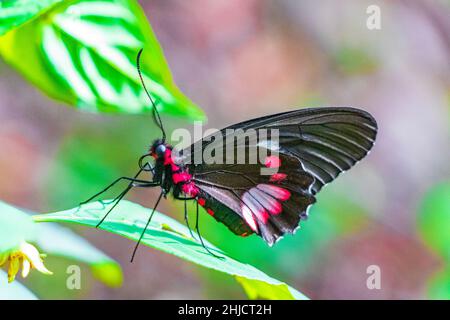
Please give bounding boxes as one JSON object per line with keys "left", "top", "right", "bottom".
{"left": 184, "top": 198, "right": 197, "bottom": 240}
{"left": 93, "top": 163, "right": 159, "bottom": 228}
{"left": 95, "top": 184, "right": 130, "bottom": 228}
{"left": 95, "top": 180, "right": 160, "bottom": 228}
{"left": 195, "top": 201, "right": 223, "bottom": 259}
{"left": 81, "top": 177, "right": 156, "bottom": 205}
{"left": 103, "top": 162, "right": 155, "bottom": 206}
{"left": 80, "top": 162, "right": 154, "bottom": 206}
{"left": 130, "top": 191, "right": 164, "bottom": 263}
{"left": 172, "top": 194, "right": 197, "bottom": 240}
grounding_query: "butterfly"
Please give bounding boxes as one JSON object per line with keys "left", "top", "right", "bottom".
{"left": 82, "top": 49, "right": 378, "bottom": 260}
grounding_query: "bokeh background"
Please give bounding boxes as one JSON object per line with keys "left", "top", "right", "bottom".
{"left": 1, "top": 0, "right": 449, "bottom": 299}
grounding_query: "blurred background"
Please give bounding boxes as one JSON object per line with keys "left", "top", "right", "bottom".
{"left": 0, "top": 0, "right": 449, "bottom": 299}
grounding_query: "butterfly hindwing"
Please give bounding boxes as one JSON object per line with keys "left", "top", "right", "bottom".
{"left": 194, "top": 185, "right": 254, "bottom": 237}
{"left": 190, "top": 153, "right": 316, "bottom": 245}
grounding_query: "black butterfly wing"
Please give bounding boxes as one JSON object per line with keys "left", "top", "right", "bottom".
{"left": 180, "top": 107, "right": 377, "bottom": 245}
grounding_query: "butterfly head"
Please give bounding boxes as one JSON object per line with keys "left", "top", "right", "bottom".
{"left": 150, "top": 139, "right": 172, "bottom": 160}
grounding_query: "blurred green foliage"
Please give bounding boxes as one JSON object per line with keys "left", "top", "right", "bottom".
{"left": 0, "top": 0, "right": 204, "bottom": 119}
{"left": 427, "top": 268, "right": 450, "bottom": 300}
{"left": 418, "top": 182, "right": 450, "bottom": 299}
{"left": 418, "top": 182, "right": 450, "bottom": 262}
{"left": 334, "top": 46, "right": 378, "bottom": 75}
{"left": 45, "top": 125, "right": 139, "bottom": 210}
{"left": 34, "top": 200, "right": 309, "bottom": 300}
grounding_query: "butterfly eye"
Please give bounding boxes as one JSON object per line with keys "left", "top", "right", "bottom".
{"left": 155, "top": 144, "right": 166, "bottom": 157}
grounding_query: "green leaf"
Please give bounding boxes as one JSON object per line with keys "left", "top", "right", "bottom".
{"left": 33, "top": 200, "right": 309, "bottom": 300}
{"left": 0, "top": 0, "right": 205, "bottom": 120}
{"left": 0, "top": 200, "right": 122, "bottom": 287}
{"left": 0, "top": 271, "right": 38, "bottom": 299}
{"left": 236, "top": 277, "right": 308, "bottom": 300}
{"left": 0, "top": 0, "right": 63, "bottom": 36}
{"left": 417, "top": 182, "right": 450, "bottom": 261}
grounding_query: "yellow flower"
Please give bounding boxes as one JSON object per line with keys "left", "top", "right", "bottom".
{"left": 0, "top": 242, "right": 52, "bottom": 283}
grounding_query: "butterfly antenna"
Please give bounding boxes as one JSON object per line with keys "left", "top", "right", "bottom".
{"left": 136, "top": 48, "right": 166, "bottom": 141}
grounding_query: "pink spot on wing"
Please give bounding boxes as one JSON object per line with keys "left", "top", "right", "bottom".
{"left": 267, "top": 200, "right": 282, "bottom": 215}
{"left": 241, "top": 205, "right": 258, "bottom": 232}
{"left": 248, "top": 188, "right": 282, "bottom": 215}
{"left": 255, "top": 209, "right": 269, "bottom": 224}
{"left": 242, "top": 192, "right": 269, "bottom": 224}
{"left": 265, "top": 155, "right": 281, "bottom": 168}
{"left": 206, "top": 208, "right": 214, "bottom": 216}
{"left": 270, "top": 173, "right": 287, "bottom": 183}
{"left": 257, "top": 184, "right": 291, "bottom": 201}
{"left": 197, "top": 198, "right": 206, "bottom": 206}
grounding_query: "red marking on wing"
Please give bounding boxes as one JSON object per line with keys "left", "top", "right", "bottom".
{"left": 270, "top": 173, "right": 287, "bottom": 183}
{"left": 242, "top": 192, "right": 269, "bottom": 224}
{"left": 257, "top": 184, "right": 291, "bottom": 201}
{"left": 241, "top": 183, "right": 292, "bottom": 228}
{"left": 241, "top": 205, "right": 258, "bottom": 232}
{"left": 249, "top": 188, "right": 282, "bottom": 215}
{"left": 197, "top": 198, "right": 206, "bottom": 206}
{"left": 206, "top": 208, "right": 214, "bottom": 216}
{"left": 265, "top": 155, "right": 281, "bottom": 168}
